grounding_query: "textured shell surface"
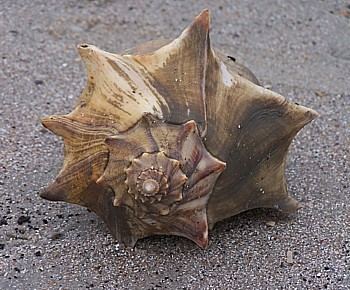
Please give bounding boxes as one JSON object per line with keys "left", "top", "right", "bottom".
{"left": 41, "top": 9, "right": 318, "bottom": 248}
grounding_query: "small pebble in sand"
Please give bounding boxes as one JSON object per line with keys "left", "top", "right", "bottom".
{"left": 287, "top": 250, "right": 293, "bottom": 264}
{"left": 265, "top": 221, "right": 276, "bottom": 227}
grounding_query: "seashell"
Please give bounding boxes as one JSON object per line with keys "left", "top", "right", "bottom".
{"left": 40, "top": 9, "right": 319, "bottom": 248}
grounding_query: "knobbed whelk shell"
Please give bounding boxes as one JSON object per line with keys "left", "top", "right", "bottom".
{"left": 41, "top": 9, "right": 318, "bottom": 248}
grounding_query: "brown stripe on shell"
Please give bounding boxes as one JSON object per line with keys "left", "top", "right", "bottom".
{"left": 41, "top": 115, "right": 116, "bottom": 203}
{"left": 70, "top": 44, "right": 169, "bottom": 132}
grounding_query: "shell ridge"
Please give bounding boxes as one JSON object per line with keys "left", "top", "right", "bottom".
{"left": 128, "top": 10, "right": 211, "bottom": 135}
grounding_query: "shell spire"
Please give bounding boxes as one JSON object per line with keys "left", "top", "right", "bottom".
{"left": 40, "top": 9, "right": 318, "bottom": 248}
{"left": 97, "top": 114, "right": 226, "bottom": 248}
